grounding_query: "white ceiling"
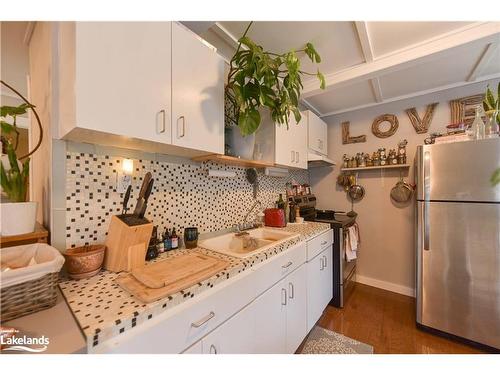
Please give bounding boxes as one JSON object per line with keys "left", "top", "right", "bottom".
{"left": 194, "top": 21, "right": 500, "bottom": 117}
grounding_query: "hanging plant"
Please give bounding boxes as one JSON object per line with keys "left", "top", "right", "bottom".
{"left": 483, "top": 82, "right": 500, "bottom": 186}
{"left": 226, "top": 22, "right": 325, "bottom": 136}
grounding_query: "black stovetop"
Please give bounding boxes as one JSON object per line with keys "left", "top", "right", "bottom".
{"left": 309, "top": 210, "right": 356, "bottom": 229}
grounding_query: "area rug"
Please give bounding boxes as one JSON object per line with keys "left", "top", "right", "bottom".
{"left": 299, "top": 326, "right": 373, "bottom": 354}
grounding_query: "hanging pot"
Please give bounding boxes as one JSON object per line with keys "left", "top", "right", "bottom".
{"left": 390, "top": 174, "right": 413, "bottom": 203}
{"left": 347, "top": 174, "right": 365, "bottom": 201}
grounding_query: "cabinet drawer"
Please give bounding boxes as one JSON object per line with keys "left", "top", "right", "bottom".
{"left": 306, "top": 229, "right": 333, "bottom": 261}
{"left": 252, "top": 242, "right": 306, "bottom": 297}
{"left": 94, "top": 270, "right": 257, "bottom": 354}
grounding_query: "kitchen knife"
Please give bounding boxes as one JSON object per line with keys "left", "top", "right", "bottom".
{"left": 138, "top": 178, "right": 154, "bottom": 219}
{"left": 122, "top": 184, "right": 132, "bottom": 214}
{"left": 133, "top": 172, "right": 152, "bottom": 216}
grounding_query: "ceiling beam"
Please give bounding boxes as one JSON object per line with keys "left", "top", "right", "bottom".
{"left": 319, "top": 73, "right": 500, "bottom": 118}
{"left": 354, "top": 21, "right": 384, "bottom": 104}
{"left": 301, "top": 22, "right": 500, "bottom": 99}
{"left": 467, "top": 42, "right": 498, "bottom": 82}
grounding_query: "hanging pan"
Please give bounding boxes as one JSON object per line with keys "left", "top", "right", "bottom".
{"left": 347, "top": 174, "right": 365, "bottom": 201}
{"left": 390, "top": 172, "right": 413, "bottom": 203}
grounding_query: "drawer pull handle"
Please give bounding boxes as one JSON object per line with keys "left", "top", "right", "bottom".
{"left": 191, "top": 311, "right": 215, "bottom": 328}
{"left": 289, "top": 282, "right": 294, "bottom": 299}
{"left": 282, "top": 261, "right": 293, "bottom": 269}
{"left": 210, "top": 344, "right": 217, "bottom": 354}
{"left": 321, "top": 241, "right": 328, "bottom": 246}
{"left": 281, "top": 288, "right": 287, "bottom": 305}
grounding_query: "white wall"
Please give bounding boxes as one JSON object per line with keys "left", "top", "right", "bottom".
{"left": 310, "top": 79, "right": 499, "bottom": 296}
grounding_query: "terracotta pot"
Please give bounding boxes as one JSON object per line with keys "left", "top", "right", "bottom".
{"left": 64, "top": 245, "right": 106, "bottom": 280}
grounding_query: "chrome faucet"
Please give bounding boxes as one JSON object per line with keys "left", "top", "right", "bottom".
{"left": 235, "top": 200, "right": 262, "bottom": 232}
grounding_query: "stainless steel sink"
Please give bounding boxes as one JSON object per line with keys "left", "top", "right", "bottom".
{"left": 199, "top": 228, "right": 299, "bottom": 258}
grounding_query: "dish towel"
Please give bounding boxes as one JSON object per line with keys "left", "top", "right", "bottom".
{"left": 345, "top": 224, "right": 360, "bottom": 261}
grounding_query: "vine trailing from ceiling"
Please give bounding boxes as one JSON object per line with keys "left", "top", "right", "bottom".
{"left": 225, "top": 21, "right": 325, "bottom": 136}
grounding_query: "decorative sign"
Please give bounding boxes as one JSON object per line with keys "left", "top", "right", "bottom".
{"left": 372, "top": 114, "right": 399, "bottom": 138}
{"left": 405, "top": 103, "right": 438, "bottom": 134}
{"left": 449, "top": 94, "right": 484, "bottom": 127}
{"left": 341, "top": 121, "right": 366, "bottom": 144}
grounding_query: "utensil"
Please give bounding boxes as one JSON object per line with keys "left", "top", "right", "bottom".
{"left": 348, "top": 174, "right": 365, "bottom": 201}
{"left": 246, "top": 168, "right": 259, "bottom": 198}
{"left": 133, "top": 172, "right": 152, "bottom": 217}
{"left": 390, "top": 172, "right": 413, "bottom": 203}
{"left": 122, "top": 184, "right": 132, "bottom": 214}
{"left": 138, "top": 178, "right": 154, "bottom": 218}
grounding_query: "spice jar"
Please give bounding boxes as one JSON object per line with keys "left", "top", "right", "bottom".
{"left": 365, "top": 153, "right": 373, "bottom": 167}
{"left": 372, "top": 151, "right": 380, "bottom": 166}
{"left": 343, "top": 154, "right": 349, "bottom": 168}
{"left": 379, "top": 148, "right": 387, "bottom": 166}
{"left": 398, "top": 139, "right": 408, "bottom": 164}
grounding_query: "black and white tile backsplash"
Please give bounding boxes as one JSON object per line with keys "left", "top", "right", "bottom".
{"left": 65, "top": 152, "right": 309, "bottom": 248}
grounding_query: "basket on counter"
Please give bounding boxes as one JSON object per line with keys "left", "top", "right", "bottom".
{"left": 0, "top": 243, "right": 64, "bottom": 322}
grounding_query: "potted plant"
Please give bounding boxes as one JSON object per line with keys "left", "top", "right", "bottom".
{"left": 225, "top": 22, "right": 325, "bottom": 159}
{"left": 483, "top": 83, "right": 500, "bottom": 186}
{"left": 1, "top": 80, "right": 43, "bottom": 236}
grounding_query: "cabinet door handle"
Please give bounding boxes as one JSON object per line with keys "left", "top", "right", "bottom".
{"left": 291, "top": 151, "right": 295, "bottom": 163}
{"left": 289, "top": 282, "right": 294, "bottom": 299}
{"left": 281, "top": 288, "right": 287, "bottom": 305}
{"left": 157, "top": 109, "right": 166, "bottom": 134}
{"left": 210, "top": 344, "right": 217, "bottom": 354}
{"left": 191, "top": 311, "right": 215, "bottom": 328}
{"left": 320, "top": 257, "right": 324, "bottom": 271}
{"left": 295, "top": 151, "right": 299, "bottom": 163}
{"left": 321, "top": 240, "right": 328, "bottom": 246}
{"left": 323, "top": 255, "right": 327, "bottom": 268}
{"left": 177, "top": 116, "right": 186, "bottom": 138}
{"left": 282, "top": 261, "right": 293, "bottom": 269}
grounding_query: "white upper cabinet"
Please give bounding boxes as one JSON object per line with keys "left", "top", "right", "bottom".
{"left": 305, "top": 110, "right": 328, "bottom": 155}
{"left": 171, "top": 23, "right": 224, "bottom": 154}
{"left": 274, "top": 115, "right": 308, "bottom": 169}
{"left": 58, "top": 22, "right": 224, "bottom": 156}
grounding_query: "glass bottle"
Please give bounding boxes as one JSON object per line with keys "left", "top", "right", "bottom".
{"left": 471, "top": 105, "right": 486, "bottom": 140}
{"left": 485, "top": 110, "right": 499, "bottom": 138}
{"left": 276, "top": 194, "right": 285, "bottom": 210}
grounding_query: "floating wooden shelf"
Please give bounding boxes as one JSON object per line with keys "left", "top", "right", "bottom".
{"left": 192, "top": 154, "right": 274, "bottom": 168}
{"left": 341, "top": 164, "right": 411, "bottom": 172}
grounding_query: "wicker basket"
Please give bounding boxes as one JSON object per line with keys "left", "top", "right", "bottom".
{"left": 1, "top": 272, "right": 59, "bottom": 322}
{"left": 0, "top": 243, "right": 64, "bottom": 322}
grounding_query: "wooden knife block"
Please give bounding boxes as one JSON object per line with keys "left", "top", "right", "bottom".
{"left": 104, "top": 215, "right": 153, "bottom": 272}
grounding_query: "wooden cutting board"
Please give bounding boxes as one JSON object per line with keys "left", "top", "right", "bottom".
{"left": 132, "top": 252, "right": 221, "bottom": 289}
{"left": 116, "top": 253, "right": 229, "bottom": 303}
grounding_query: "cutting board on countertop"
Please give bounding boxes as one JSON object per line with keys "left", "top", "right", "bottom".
{"left": 116, "top": 252, "right": 229, "bottom": 303}
{"left": 132, "top": 252, "right": 223, "bottom": 289}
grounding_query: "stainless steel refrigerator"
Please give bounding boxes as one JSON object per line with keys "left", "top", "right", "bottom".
{"left": 415, "top": 138, "right": 500, "bottom": 350}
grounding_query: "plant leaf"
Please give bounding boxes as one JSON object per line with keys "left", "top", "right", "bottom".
{"left": 238, "top": 108, "right": 261, "bottom": 136}
{"left": 317, "top": 70, "right": 326, "bottom": 90}
{"left": 491, "top": 168, "right": 500, "bottom": 186}
{"left": 1, "top": 120, "right": 15, "bottom": 134}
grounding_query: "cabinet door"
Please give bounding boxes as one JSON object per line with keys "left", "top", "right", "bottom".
{"left": 285, "top": 264, "right": 307, "bottom": 353}
{"left": 275, "top": 115, "right": 308, "bottom": 169}
{"left": 306, "top": 248, "right": 331, "bottom": 331}
{"left": 253, "top": 279, "right": 287, "bottom": 353}
{"left": 181, "top": 340, "right": 203, "bottom": 354}
{"left": 201, "top": 302, "right": 256, "bottom": 354}
{"left": 171, "top": 22, "right": 224, "bottom": 154}
{"left": 307, "top": 111, "right": 327, "bottom": 155}
{"left": 320, "top": 247, "right": 333, "bottom": 309}
{"left": 75, "top": 22, "right": 172, "bottom": 144}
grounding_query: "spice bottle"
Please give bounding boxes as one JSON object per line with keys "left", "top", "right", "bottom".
{"left": 163, "top": 229, "right": 171, "bottom": 251}
{"left": 171, "top": 228, "right": 179, "bottom": 249}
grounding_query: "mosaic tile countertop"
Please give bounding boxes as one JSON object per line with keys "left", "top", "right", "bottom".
{"left": 59, "top": 222, "right": 330, "bottom": 349}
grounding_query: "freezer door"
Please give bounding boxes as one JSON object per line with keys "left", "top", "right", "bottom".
{"left": 416, "top": 201, "right": 500, "bottom": 349}
{"left": 415, "top": 138, "right": 500, "bottom": 202}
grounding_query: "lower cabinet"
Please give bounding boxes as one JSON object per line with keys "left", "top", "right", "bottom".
{"left": 253, "top": 264, "right": 307, "bottom": 354}
{"left": 201, "top": 301, "right": 257, "bottom": 354}
{"left": 306, "top": 247, "right": 333, "bottom": 331}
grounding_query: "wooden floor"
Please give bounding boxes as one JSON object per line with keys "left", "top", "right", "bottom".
{"left": 317, "top": 282, "right": 485, "bottom": 354}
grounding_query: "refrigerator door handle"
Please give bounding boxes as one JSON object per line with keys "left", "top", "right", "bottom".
{"left": 423, "top": 150, "right": 430, "bottom": 199}
{"left": 424, "top": 201, "right": 430, "bottom": 251}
